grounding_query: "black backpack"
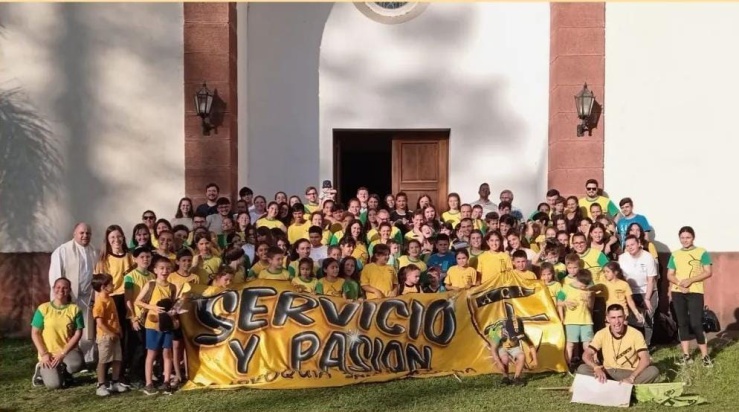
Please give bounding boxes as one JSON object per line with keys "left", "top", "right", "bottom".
{"left": 703, "top": 306, "right": 721, "bottom": 333}
{"left": 652, "top": 311, "right": 679, "bottom": 344}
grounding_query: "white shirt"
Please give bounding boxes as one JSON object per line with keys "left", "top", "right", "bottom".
{"left": 48, "top": 241, "right": 95, "bottom": 301}
{"left": 470, "top": 199, "right": 497, "bottom": 215}
{"left": 310, "top": 245, "right": 328, "bottom": 264}
{"left": 242, "top": 243, "right": 255, "bottom": 264}
{"left": 618, "top": 250, "right": 658, "bottom": 294}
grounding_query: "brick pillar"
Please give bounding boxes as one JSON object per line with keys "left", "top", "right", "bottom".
{"left": 184, "top": 3, "right": 238, "bottom": 205}
{"left": 548, "top": 3, "right": 605, "bottom": 197}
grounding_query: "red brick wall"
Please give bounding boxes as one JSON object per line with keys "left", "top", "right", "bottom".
{"left": 184, "top": 3, "right": 238, "bottom": 205}
{"left": 548, "top": 3, "right": 605, "bottom": 197}
{"left": 0, "top": 253, "right": 50, "bottom": 337}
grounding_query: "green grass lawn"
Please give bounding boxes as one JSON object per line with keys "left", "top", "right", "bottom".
{"left": 1, "top": 336, "right": 735, "bottom": 411}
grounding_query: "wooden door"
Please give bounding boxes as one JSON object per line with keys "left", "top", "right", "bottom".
{"left": 391, "top": 132, "right": 449, "bottom": 210}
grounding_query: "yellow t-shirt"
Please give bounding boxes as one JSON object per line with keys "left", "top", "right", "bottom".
{"left": 360, "top": 263, "right": 397, "bottom": 299}
{"left": 546, "top": 281, "right": 563, "bottom": 303}
{"left": 316, "top": 277, "right": 345, "bottom": 297}
{"left": 193, "top": 255, "right": 223, "bottom": 285}
{"left": 589, "top": 326, "right": 647, "bottom": 371}
{"left": 304, "top": 202, "right": 320, "bottom": 215}
{"left": 602, "top": 279, "right": 632, "bottom": 315}
{"left": 579, "top": 248, "right": 609, "bottom": 284}
{"left": 578, "top": 195, "right": 619, "bottom": 218}
{"left": 202, "top": 285, "right": 226, "bottom": 297}
{"left": 287, "top": 221, "right": 311, "bottom": 245}
{"left": 562, "top": 274, "right": 577, "bottom": 287}
{"left": 258, "top": 268, "right": 291, "bottom": 281}
{"left": 668, "top": 246, "right": 712, "bottom": 294}
{"left": 473, "top": 219, "right": 487, "bottom": 233}
{"left": 292, "top": 276, "right": 318, "bottom": 294}
{"left": 469, "top": 249, "right": 485, "bottom": 270}
{"left": 329, "top": 230, "right": 346, "bottom": 246}
{"left": 287, "top": 260, "right": 319, "bottom": 279}
{"left": 441, "top": 210, "right": 461, "bottom": 227}
{"left": 142, "top": 282, "right": 174, "bottom": 330}
{"left": 367, "top": 226, "right": 401, "bottom": 244}
{"left": 168, "top": 271, "right": 200, "bottom": 298}
{"left": 557, "top": 283, "right": 593, "bottom": 325}
{"left": 397, "top": 256, "right": 428, "bottom": 274}
{"left": 321, "top": 230, "right": 332, "bottom": 246}
{"left": 444, "top": 265, "right": 476, "bottom": 289}
{"left": 95, "top": 253, "right": 133, "bottom": 296}
{"left": 92, "top": 295, "right": 120, "bottom": 338}
{"left": 256, "top": 218, "right": 287, "bottom": 232}
{"left": 477, "top": 251, "right": 513, "bottom": 284}
{"left": 31, "top": 302, "right": 84, "bottom": 359}
{"left": 352, "top": 243, "right": 370, "bottom": 265}
{"left": 248, "top": 260, "right": 269, "bottom": 279}
{"left": 512, "top": 270, "right": 537, "bottom": 281}
{"left": 123, "top": 269, "right": 153, "bottom": 319}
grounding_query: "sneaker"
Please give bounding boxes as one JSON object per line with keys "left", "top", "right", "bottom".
{"left": 117, "top": 381, "right": 132, "bottom": 390}
{"left": 702, "top": 356, "right": 714, "bottom": 368}
{"left": 142, "top": 385, "right": 158, "bottom": 396}
{"left": 109, "top": 382, "right": 129, "bottom": 393}
{"left": 96, "top": 384, "right": 111, "bottom": 397}
{"left": 159, "top": 383, "right": 173, "bottom": 395}
{"left": 512, "top": 377, "right": 526, "bottom": 386}
{"left": 31, "top": 363, "right": 43, "bottom": 387}
{"left": 677, "top": 354, "right": 694, "bottom": 366}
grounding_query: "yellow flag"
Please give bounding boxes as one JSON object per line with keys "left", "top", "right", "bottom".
{"left": 180, "top": 272, "right": 566, "bottom": 390}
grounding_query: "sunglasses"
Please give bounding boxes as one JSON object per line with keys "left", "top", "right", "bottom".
{"left": 586, "top": 187, "right": 598, "bottom": 191}
{"left": 143, "top": 216, "right": 155, "bottom": 220}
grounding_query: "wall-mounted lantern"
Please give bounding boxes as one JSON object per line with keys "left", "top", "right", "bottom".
{"left": 194, "top": 82, "right": 214, "bottom": 135}
{"left": 575, "top": 83, "right": 595, "bottom": 137}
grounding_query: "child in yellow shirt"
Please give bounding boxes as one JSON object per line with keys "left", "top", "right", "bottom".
{"left": 258, "top": 247, "right": 291, "bottom": 281}
{"left": 511, "top": 250, "right": 537, "bottom": 281}
{"left": 247, "top": 242, "right": 271, "bottom": 279}
{"left": 557, "top": 269, "right": 594, "bottom": 368}
{"left": 602, "top": 262, "right": 643, "bottom": 322}
{"left": 445, "top": 249, "right": 477, "bottom": 290}
{"left": 292, "top": 257, "right": 318, "bottom": 293}
{"left": 92, "top": 273, "right": 128, "bottom": 396}
{"left": 540, "top": 262, "right": 562, "bottom": 305}
{"left": 192, "top": 233, "right": 222, "bottom": 285}
{"left": 316, "top": 258, "right": 345, "bottom": 297}
{"left": 398, "top": 264, "right": 423, "bottom": 295}
{"left": 360, "top": 244, "right": 398, "bottom": 299}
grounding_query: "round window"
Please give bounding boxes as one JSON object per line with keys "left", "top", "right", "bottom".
{"left": 355, "top": 2, "right": 429, "bottom": 24}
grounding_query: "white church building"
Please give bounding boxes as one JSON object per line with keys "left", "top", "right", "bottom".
{"left": 0, "top": 2, "right": 737, "bottom": 332}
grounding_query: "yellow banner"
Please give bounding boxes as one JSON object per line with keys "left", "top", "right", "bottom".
{"left": 180, "top": 272, "right": 567, "bottom": 390}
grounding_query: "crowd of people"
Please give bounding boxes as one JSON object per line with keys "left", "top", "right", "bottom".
{"left": 31, "top": 178, "right": 714, "bottom": 394}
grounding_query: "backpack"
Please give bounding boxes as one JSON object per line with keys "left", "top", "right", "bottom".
{"left": 651, "top": 311, "right": 679, "bottom": 344}
{"left": 702, "top": 306, "right": 721, "bottom": 333}
{"left": 138, "top": 280, "right": 177, "bottom": 331}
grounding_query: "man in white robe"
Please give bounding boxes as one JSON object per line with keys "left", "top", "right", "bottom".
{"left": 48, "top": 222, "right": 98, "bottom": 364}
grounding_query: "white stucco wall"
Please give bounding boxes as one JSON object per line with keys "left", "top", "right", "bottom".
{"left": 242, "top": 3, "right": 549, "bottom": 211}
{"left": 320, "top": 3, "right": 550, "bottom": 213}
{"left": 605, "top": 4, "right": 739, "bottom": 252}
{"left": 0, "top": 3, "right": 184, "bottom": 253}
{"left": 244, "top": 3, "right": 333, "bottom": 198}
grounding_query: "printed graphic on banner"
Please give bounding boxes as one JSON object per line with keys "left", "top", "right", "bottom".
{"left": 180, "top": 272, "right": 566, "bottom": 390}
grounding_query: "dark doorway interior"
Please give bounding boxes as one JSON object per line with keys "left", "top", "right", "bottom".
{"left": 334, "top": 130, "right": 393, "bottom": 205}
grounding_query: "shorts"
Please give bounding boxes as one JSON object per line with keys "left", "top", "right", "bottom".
{"left": 565, "top": 324, "right": 594, "bottom": 343}
{"left": 498, "top": 346, "right": 523, "bottom": 360}
{"left": 173, "top": 328, "right": 184, "bottom": 341}
{"left": 145, "top": 328, "right": 174, "bottom": 351}
{"left": 97, "top": 335, "right": 122, "bottom": 363}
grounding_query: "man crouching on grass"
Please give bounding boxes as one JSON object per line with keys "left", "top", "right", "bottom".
{"left": 487, "top": 307, "right": 538, "bottom": 386}
{"left": 577, "top": 304, "right": 660, "bottom": 384}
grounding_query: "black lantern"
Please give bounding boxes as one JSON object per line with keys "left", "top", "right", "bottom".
{"left": 194, "top": 82, "right": 214, "bottom": 135}
{"left": 575, "top": 83, "right": 595, "bottom": 137}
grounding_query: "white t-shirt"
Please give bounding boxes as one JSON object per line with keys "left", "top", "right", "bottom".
{"left": 618, "top": 250, "right": 658, "bottom": 294}
{"left": 310, "top": 245, "right": 328, "bottom": 264}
